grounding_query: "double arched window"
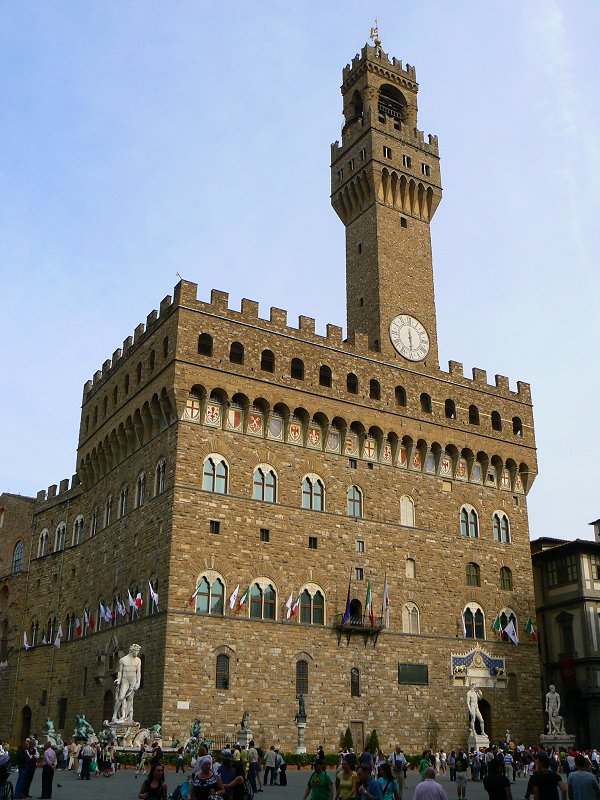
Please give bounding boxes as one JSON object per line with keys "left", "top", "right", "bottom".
{"left": 55, "top": 522, "right": 66, "bottom": 552}
{"left": 460, "top": 506, "right": 479, "bottom": 538}
{"left": 500, "top": 608, "right": 517, "bottom": 635}
{"left": 402, "top": 602, "right": 420, "bottom": 634}
{"left": 195, "top": 575, "right": 225, "bottom": 615}
{"left": 90, "top": 507, "right": 98, "bottom": 537}
{"left": 38, "top": 530, "right": 49, "bottom": 558}
{"left": 464, "top": 603, "right": 485, "bottom": 640}
{"left": 249, "top": 582, "right": 276, "bottom": 620}
{"left": 104, "top": 495, "right": 113, "bottom": 527}
{"left": 202, "top": 455, "right": 228, "bottom": 494}
{"left": 136, "top": 473, "right": 146, "bottom": 508}
{"left": 492, "top": 512, "right": 510, "bottom": 543}
{"left": 72, "top": 516, "right": 84, "bottom": 546}
{"left": 155, "top": 459, "right": 166, "bottom": 496}
{"left": 347, "top": 486, "right": 362, "bottom": 518}
{"left": 252, "top": 466, "right": 277, "bottom": 503}
{"left": 299, "top": 587, "right": 325, "bottom": 625}
{"left": 302, "top": 475, "right": 324, "bottom": 511}
{"left": 11, "top": 540, "right": 24, "bottom": 573}
{"left": 118, "top": 485, "right": 128, "bottom": 519}
{"left": 400, "top": 495, "right": 415, "bottom": 527}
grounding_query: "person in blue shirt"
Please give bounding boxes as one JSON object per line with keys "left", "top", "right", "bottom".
{"left": 356, "top": 764, "right": 383, "bottom": 800}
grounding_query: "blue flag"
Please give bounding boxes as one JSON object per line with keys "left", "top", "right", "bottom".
{"left": 341, "top": 580, "right": 351, "bottom": 625}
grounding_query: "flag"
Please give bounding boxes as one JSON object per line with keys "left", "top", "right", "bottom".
{"left": 104, "top": 604, "right": 114, "bottom": 623}
{"left": 492, "top": 614, "right": 502, "bottom": 636}
{"left": 504, "top": 619, "right": 519, "bottom": 645}
{"left": 189, "top": 582, "right": 202, "bottom": 605}
{"left": 99, "top": 602, "right": 106, "bottom": 621}
{"left": 41, "top": 628, "right": 47, "bottom": 645}
{"left": 291, "top": 595, "right": 300, "bottom": 618}
{"left": 23, "top": 631, "right": 30, "bottom": 650}
{"left": 285, "top": 591, "right": 294, "bottom": 620}
{"left": 229, "top": 584, "right": 240, "bottom": 610}
{"left": 366, "top": 579, "right": 374, "bottom": 627}
{"left": 118, "top": 600, "right": 127, "bottom": 617}
{"left": 382, "top": 576, "right": 390, "bottom": 628}
{"left": 135, "top": 592, "right": 143, "bottom": 609}
{"left": 341, "top": 576, "right": 351, "bottom": 625}
{"left": 237, "top": 586, "right": 250, "bottom": 611}
{"left": 461, "top": 613, "right": 467, "bottom": 638}
{"left": 75, "top": 618, "right": 82, "bottom": 637}
{"left": 128, "top": 589, "right": 137, "bottom": 614}
{"left": 88, "top": 612, "right": 95, "bottom": 631}
{"left": 525, "top": 617, "right": 537, "bottom": 641}
{"left": 149, "top": 581, "right": 159, "bottom": 611}
{"left": 54, "top": 625, "right": 63, "bottom": 648}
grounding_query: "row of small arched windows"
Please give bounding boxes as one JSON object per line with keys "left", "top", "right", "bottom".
{"left": 465, "top": 563, "right": 513, "bottom": 591}
{"left": 459, "top": 507, "right": 511, "bottom": 542}
{"left": 198, "top": 333, "right": 524, "bottom": 436}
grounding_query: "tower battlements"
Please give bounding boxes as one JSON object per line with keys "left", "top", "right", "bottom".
{"left": 342, "top": 44, "right": 417, "bottom": 86}
{"left": 331, "top": 107, "right": 439, "bottom": 160}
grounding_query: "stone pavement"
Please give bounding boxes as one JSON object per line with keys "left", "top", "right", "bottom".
{"left": 5, "top": 768, "right": 542, "bottom": 800}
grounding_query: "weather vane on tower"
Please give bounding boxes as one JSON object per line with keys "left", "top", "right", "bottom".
{"left": 369, "top": 18, "right": 382, "bottom": 52}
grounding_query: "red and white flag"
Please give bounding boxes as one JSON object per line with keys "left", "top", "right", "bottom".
{"left": 229, "top": 584, "right": 240, "bottom": 610}
{"left": 135, "top": 592, "right": 143, "bottom": 609}
{"left": 54, "top": 625, "right": 63, "bottom": 648}
{"left": 88, "top": 612, "right": 95, "bottom": 631}
{"left": 189, "top": 582, "right": 202, "bottom": 605}
{"left": 285, "top": 592, "right": 294, "bottom": 620}
{"left": 75, "top": 618, "right": 82, "bottom": 637}
{"left": 23, "top": 631, "right": 30, "bottom": 650}
{"left": 148, "top": 581, "right": 159, "bottom": 611}
{"left": 128, "top": 589, "right": 136, "bottom": 611}
{"left": 291, "top": 595, "right": 300, "bottom": 618}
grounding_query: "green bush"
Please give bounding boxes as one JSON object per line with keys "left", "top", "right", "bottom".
{"left": 368, "top": 730, "right": 379, "bottom": 754}
{"left": 342, "top": 727, "right": 353, "bottom": 750}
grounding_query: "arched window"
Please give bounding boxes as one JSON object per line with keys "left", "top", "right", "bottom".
{"left": 296, "top": 659, "right": 309, "bottom": 695}
{"left": 198, "top": 333, "right": 213, "bottom": 356}
{"left": 299, "top": 588, "right": 325, "bottom": 625}
{"left": 469, "top": 405, "right": 480, "bottom": 425}
{"left": 350, "top": 667, "right": 360, "bottom": 697}
{"left": 406, "top": 558, "right": 416, "bottom": 579}
{"left": 155, "top": 459, "right": 167, "bottom": 496}
{"left": 369, "top": 379, "right": 381, "bottom": 400}
{"left": 395, "top": 386, "right": 406, "bottom": 407}
{"left": 400, "top": 495, "right": 415, "bottom": 527}
{"left": 512, "top": 417, "right": 523, "bottom": 436}
{"left": 102, "top": 395, "right": 108, "bottom": 417}
{"left": 491, "top": 411, "right": 502, "bottom": 431}
{"left": 420, "top": 393, "right": 432, "bottom": 413}
{"left": 319, "top": 365, "right": 332, "bottom": 387}
{"left": 249, "top": 582, "right": 276, "bottom": 620}
{"left": 55, "top": 522, "right": 66, "bottom": 552}
{"left": 252, "top": 466, "right": 277, "bottom": 503}
{"left": 72, "top": 516, "right": 84, "bottom": 546}
{"left": 136, "top": 362, "right": 142, "bottom": 383}
{"left": 460, "top": 506, "right": 479, "bottom": 538}
{"left": 113, "top": 385, "right": 118, "bottom": 406}
{"left": 302, "top": 476, "right": 324, "bottom": 511}
{"left": 65, "top": 614, "right": 74, "bottom": 641}
{"left": 136, "top": 473, "right": 146, "bottom": 508}
{"left": 104, "top": 495, "right": 113, "bottom": 527}
{"left": 347, "top": 486, "right": 362, "bottom": 518}
{"left": 90, "top": 507, "right": 98, "bottom": 537}
{"left": 163, "top": 336, "right": 169, "bottom": 358}
{"left": 203, "top": 456, "right": 228, "bottom": 494}
{"left": 0, "top": 619, "right": 7, "bottom": 662}
{"left": 118, "top": 485, "right": 128, "bottom": 519}
{"left": 346, "top": 373, "right": 358, "bottom": 394}
{"left": 38, "top": 530, "right": 49, "bottom": 558}
{"left": 30, "top": 620, "right": 39, "bottom": 647}
{"left": 149, "top": 350, "right": 155, "bottom": 372}
{"left": 260, "top": 349, "right": 275, "bottom": 372}
{"left": 500, "top": 609, "right": 518, "bottom": 640}
{"left": 148, "top": 579, "right": 159, "bottom": 614}
{"left": 466, "top": 562, "right": 481, "bottom": 587}
{"left": 124, "top": 374, "right": 130, "bottom": 395}
{"left": 493, "top": 512, "right": 511, "bottom": 543}
{"left": 445, "top": 399, "right": 456, "bottom": 419}
{"left": 195, "top": 577, "right": 225, "bottom": 615}
{"left": 11, "top": 540, "right": 24, "bottom": 573}
{"left": 291, "top": 358, "right": 304, "bottom": 380}
{"left": 216, "top": 654, "right": 229, "bottom": 689}
{"left": 500, "top": 566, "right": 513, "bottom": 591}
{"left": 402, "top": 602, "right": 420, "bottom": 634}
{"left": 464, "top": 604, "right": 485, "bottom": 640}
{"left": 229, "top": 341, "right": 244, "bottom": 364}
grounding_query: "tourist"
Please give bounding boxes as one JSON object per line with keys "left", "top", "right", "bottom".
{"left": 248, "top": 740, "right": 262, "bottom": 792}
{"left": 23, "top": 738, "right": 38, "bottom": 797}
{"left": 40, "top": 741, "right": 58, "bottom": 799}
{"left": 355, "top": 763, "right": 383, "bottom": 800}
{"left": 240, "top": 746, "right": 249, "bottom": 777}
{"left": 263, "top": 746, "right": 278, "bottom": 787}
{"left": 413, "top": 768, "right": 448, "bottom": 800}
{"left": 317, "top": 747, "right": 326, "bottom": 767}
{"left": 483, "top": 756, "right": 512, "bottom": 800}
{"left": 503, "top": 751, "right": 515, "bottom": 783}
{"left": 102, "top": 744, "right": 112, "bottom": 777}
{"left": 387, "top": 746, "right": 407, "bottom": 798}
{"left": 531, "top": 753, "right": 566, "bottom": 800}
{"left": 454, "top": 749, "right": 469, "bottom": 800}
{"left": 14, "top": 741, "right": 31, "bottom": 799}
{"left": 219, "top": 750, "right": 235, "bottom": 797}
{"left": 448, "top": 752, "right": 456, "bottom": 782}
{"left": 276, "top": 750, "right": 287, "bottom": 787}
{"left": 67, "top": 740, "right": 77, "bottom": 771}
{"left": 151, "top": 741, "right": 163, "bottom": 767}
{"left": 420, "top": 752, "right": 431, "bottom": 779}
{"left": 440, "top": 752, "right": 447, "bottom": 774}
{"left": 471, "top": 750, "right": 480, "bottom": 782}
{"left": 79, "top": 741, "right": 95, "bottom": 781}
{"left": 303, "top": 760, "right": 334, "bottom": 800}
{"left": 190, "top": 756, "right": 225, "bottom": 800}
{"left": 177, "top": 745, "right": 186, "bottom": 774}
{"left": 223, "top": 760, "right": 247, "bottom": 800}
{"left": 360, "top": 747, "right": 374, "bottom": 775}
{"left": 336, "top": 756, "right": 357, "bottom": 800}
{"left": 135, "top": 743, "right": 148, "bottom": 777}
{"left": 377, "top": 762, "right": 399, "bottom": 800}
{"left": 138, "top": 762, "right": 168, "bottom": 800}
{"left": 567, "top": 755, "right": 600, "bottom": 800}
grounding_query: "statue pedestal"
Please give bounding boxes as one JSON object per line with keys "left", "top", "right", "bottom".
{"left": 540, "top": 733, "right": 576, "bottom": 751}
{"left": 468, "top": 733, "right": 490, "bottom": 752}
{"left": 103, "top": 719, "right": 140, "bottom": 748}
{"left": 237, "top": 728, "right": 251, "bottom": 749}
{"left": 295, "top": 722, "right": 307, "bottom": 754}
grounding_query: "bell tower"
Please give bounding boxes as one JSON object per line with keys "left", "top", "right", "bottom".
{"left": 331, "top": 39, "right": 442, "bottom": 366}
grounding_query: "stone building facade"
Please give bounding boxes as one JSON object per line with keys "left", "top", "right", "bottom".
{"left": 1, "top": 40, "right": 542, "bottom": 751}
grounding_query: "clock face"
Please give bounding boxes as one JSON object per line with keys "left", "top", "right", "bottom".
{"left": 389, "top": 315, "right": 430, "bottom": 361}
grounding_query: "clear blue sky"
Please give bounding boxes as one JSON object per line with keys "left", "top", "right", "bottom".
{"left": 1, "top": 1, "right": 598, "bottom": 541}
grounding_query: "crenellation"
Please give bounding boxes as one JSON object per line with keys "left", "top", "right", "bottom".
{"left": 146, "top": 309, "right": 158, "bottom": 328}
{"left": 111, "top": 348, "right": 122, "bottom": 367}
{"left": 93, "top": 370, "right": 102, "bottom": 385}
{"left": 159, "top": 294, "right": 172, "bottom": 315}
{"left": 122, "top": 335, "right": 133, "bottom": 354}
{"left": 173, "top": 278, "right": 198, "bottom": 306}
{"left": 495, "top": 374, "right": 510, "bottom": 392}
{"left": 517, "top": 381, "right": 531, "bottom": 401}
{"left": 449, "top": 360, "right": 464, "bottom": 377}
{"left": 240, "top": 298, "right": 259, "bottom": 318}
{"left": 36, "top": 490, "right": 46, "bottom": 502}
{"left": 102, "top": 359, "right": 111, "bottom": 375}
{"left": 47, "top": 485, "right": 57, "bottom": 499}
{"left": 270, "top": 307, "right": 287, "bottom": 326}
{"left": 472, "top": 367, "right": 488, "bottom": 386}
{"left": 326, "top": 323, "right": 343, "bottom": 343}
{"left": 210, "top": 289, "right": 229, "bottom": 311}
{"left": 133, "top": 323, "right": 145, "bottom": 343}
{"left": 71, "top": 474, "right": 80, "bottom": 489}
{"left": 59, "top": 478, "right": 69, "bottom": 494}
{"left": 298, "top": 315, "right": 315, "bottom": 334}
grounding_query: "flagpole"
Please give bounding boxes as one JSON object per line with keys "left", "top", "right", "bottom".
{"left": 381, "top": 572, "right": 386, "bottom": 622}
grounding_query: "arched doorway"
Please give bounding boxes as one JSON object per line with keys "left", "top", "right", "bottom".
{"left": 21, "top": 705, "right": 32, "bottom": 741}
{"left": 349, "top": 599, "right": 362, "bottom": 624}
{"left": 479, "top": 698, "right": 492, "bottom": 742}
{"left": 103, "top": 690, "right": 114, "bottom": 722}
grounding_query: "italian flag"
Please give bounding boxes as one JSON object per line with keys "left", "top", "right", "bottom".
{"left": 525, "top": 617, "right": 537, "bottom": 641}
{"left": 492, "top": 614, "right": 502, "bottom": 635}
{"left": 366, "top": 580, "right": 374, "bottom": 627}
{"left": 237, "top": 586, "right": 250, "bottom": 611}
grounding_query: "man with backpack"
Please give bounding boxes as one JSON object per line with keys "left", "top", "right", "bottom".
{"left": 455, "top": 749, "right": 469, "bottom": 800}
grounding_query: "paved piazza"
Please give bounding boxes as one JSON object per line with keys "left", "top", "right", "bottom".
{"left": 4, "top": 768, "right": 539, "bottom": 800}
